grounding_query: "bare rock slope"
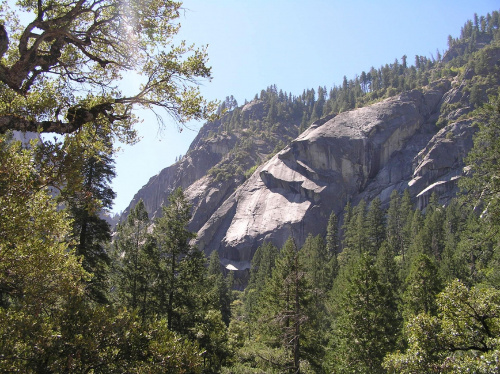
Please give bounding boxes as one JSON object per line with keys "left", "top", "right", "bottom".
{"left": 193, "top": 82, "right": 476, "bottom": 271}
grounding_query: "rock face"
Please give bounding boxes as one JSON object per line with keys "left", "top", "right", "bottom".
{"left": 193, "top": 82, "right": 476, "bottom": 271}
{"left": 124, "top": 80, "right": 479, "bottom": 280}
{"left": 123, "top": 126, "right": 238, "bottom": 221}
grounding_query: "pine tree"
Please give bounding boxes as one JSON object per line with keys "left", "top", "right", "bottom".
{"left": 325, "top": 211, "right": 340, "bottom": 280}
{"left": 113, "top": 199, "right": 156, "bottom": 321}
{"left": 421, "top": 193, "right": 445, "bottom": 260}
{"left": 300, "top": 234, "right": 334, "bottom": 369}
{"left": 366, "top": 197, "right": 386, "bottom": 255}
{"left": 328, "top": 253, "right": 398, "bottom": 373}
{"left": 340, "top": 199, "right": 368, "bottom": 265}
{"left": 257, "top": 238, "right": 313, "bottom": 372}
{"left": 301, "top": 234, "right": 331, "bottom": 293}
{"left": 440, "top": 201, "right": 468, "bottom": 282}
{"left": 207, "top": 250, "right": 232, "bottom": 326}
{"left": 400, "top": 190, "right": 414, "bottom": 264}
{"left": 153, "top": 187, "right": 196, "bottom": 330}
{"left": 386, "top": 190, "right": 402, "bottom": 256}
{"left": 245, "top": 242, "right": 279, "bottom": 322}
{"left": 65, "top": 131, "right": 116, "bottom": 304}
{"left": 386, "top": 190, "right": 414, "bottom": 265}
{"left": 402, "top": 254, "right": 442, "bottom": 321}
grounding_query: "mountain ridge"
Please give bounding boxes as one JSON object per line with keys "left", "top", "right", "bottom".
{"left": 121, "top": 19, "right": 500, "bottom": 280}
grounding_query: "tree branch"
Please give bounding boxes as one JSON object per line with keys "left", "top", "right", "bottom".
{"left": 0, "top": 115, "right": 78, "bottom": 134}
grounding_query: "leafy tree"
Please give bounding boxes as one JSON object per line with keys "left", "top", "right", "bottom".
{"left": 384, "top": 280, "right": 500, "bottom": 373}
{"left": 0, "top": 0, "right": 217, "bottom": 136}
{"left": 0, "top": 134, "right": 86, "bottom": 370}
{"left": 194, "top": 309, "right": 231, "bottom": 373}
{"left": 0, "top": 295, "right": 204, "bottom": 373}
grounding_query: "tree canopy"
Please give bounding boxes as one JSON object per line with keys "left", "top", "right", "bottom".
{"left": 0, "top": 0, "right": 217, "bottom": 137}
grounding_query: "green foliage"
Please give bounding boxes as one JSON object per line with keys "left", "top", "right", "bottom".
{"left": 0, "top": 135, "right": 87, "bottom": 310}
{"left": 244, "top": 164, "right": 259, "bottom": 179}
{"left": 153, "top": 188, "right": 196, "bottom": 329}
{"left": 64, "top": 128, "right": 116, "bottom": 303}
{"left": 461, "top": 95, "right": 500, "bottom": 227}
{"left": 402, "top": 254, "right": 443, "bottom": 320}
{"left": 384, "top": 280, "right": 500, "bottom": 373}
{"left": 113, "top": 199, "right": 156, "bottom": 321}
{"left": 366, "top": 197, "right": 386, "bottom": 254}
{"left": 208, "top": 250, "right": 233, "bottom": 326}
{"left": 328, "top": 253, "right": 399, "bottom": 373}
{"left": 0, "top": 297, "right": 204, "bottom": 373}
{"left": 253, "top": 238, "right": 322, "bottom": 372}
{"left": 245, "top": 242, "right": 279, "bottom": 320}
{"left": 0, "top": 135, "right": 206, "bottom": 372}
{"left": 194, "top": 310, "right": 231, "bottom": 372}
{"left": 4, "top": 6, "right": 500, "bottom": 373}
{"left": 0, "top": 0, "right": 217, "bottom": 137}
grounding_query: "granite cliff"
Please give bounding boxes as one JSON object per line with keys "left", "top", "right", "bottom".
{"left": 193, "top": 81, "right": 478, "bottom": 273}
{"left": 123, "top": 39, "right": 500, "bottom": 278}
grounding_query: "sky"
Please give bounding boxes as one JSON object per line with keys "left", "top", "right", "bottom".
{"left": 111, "top": 0, "right": 499, "bottom": 214}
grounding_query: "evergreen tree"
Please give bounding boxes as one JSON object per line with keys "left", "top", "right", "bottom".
{"left": 403, "top": 209, "right": 424, "bottom": 278}
{"left": 386, "top": 190, "right": 414, "bottom": 265}
{"left": 402, "top": 254, "right": 442, "bottom": 321}
{"left": 460, "top": 97, "right": 500, "bottom": 223}
{"left": 300, "top": 234, "right": 332, "bottom": 294}
{"left": 421, "top": 193, "right": 445, "bottom": 260}
{"left": 328, "top": 253, "right": 398, "bottom": 373}
{"left": 153, "top": 187, "right": 196, "bottom": 330}
{"left": 453, "top": 210, "right": 494, "bottom": 286}
{"left": 65, "top": 130, "right": 116, "bottom": 303}
{"left": 386, "top": 190, "right": 402, "bottom": 256}
{"left": 340, "top": 199, "right": 368, "bottom": 265}
{"left": 366, "top": 197, "right": 386, "bottom": 255}
{"left": 440, "top": 201, "right": 468, "bottom": 282}
{"left": 113, "top": 199, "right": 156, "bottom": 322}
{"left": 245, "top": 242, "right": 279, "bottom": 323}
{"left": 325, "top": 210, "right": 340, "bottom": 279}
{"left": 299, "top": 235, "right": 332, "bottom": 369}
{"left": 208, "top": 250, "right": 232, "bottom": 326}
{"left": 257, "top": 238, "right": 313, "bottom": 373}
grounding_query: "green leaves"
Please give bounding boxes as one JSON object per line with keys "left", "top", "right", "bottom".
{"left": 0, "top": 0, "right": 216, "bottom": 136}
{"left": 385, "top": 280, "right": 500, "bottom": 373}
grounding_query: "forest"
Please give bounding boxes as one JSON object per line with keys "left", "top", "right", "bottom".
{"left": 1, "top": 1, "right": 500, "bottom": 373}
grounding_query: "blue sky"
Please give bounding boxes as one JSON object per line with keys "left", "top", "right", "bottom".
{"left": 111, "top": 0, "right": 499, "bottom": 214}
